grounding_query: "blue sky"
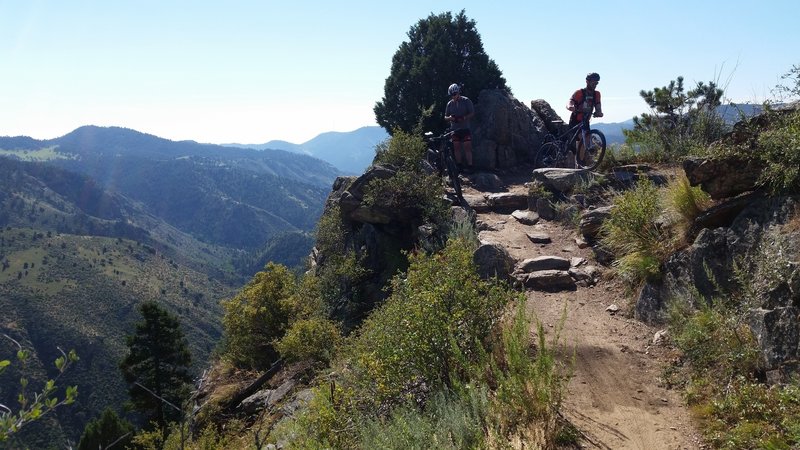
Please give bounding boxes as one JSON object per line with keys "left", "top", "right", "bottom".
{"left": 1, "top": 1, "right": 798, "bottom": 144}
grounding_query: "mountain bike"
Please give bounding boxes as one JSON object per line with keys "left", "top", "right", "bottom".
{"left": 424, "top": 131, "right": 464, "bottom": 204}
{"left": 537, "top": 117, "right": 606, "bottom": 170}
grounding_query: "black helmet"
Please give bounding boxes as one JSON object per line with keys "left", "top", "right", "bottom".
{"left": 586, "top": 72, "right": 600, "bottom": 81}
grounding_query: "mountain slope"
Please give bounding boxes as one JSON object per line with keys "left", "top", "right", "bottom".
{"left": 231, "top": 126, "right": 389, "bottom": 174}
{"left": 0, "top": 158, "right": 243, "bottom": 445}
{"left": 0, "top": 126, "right": 334, "bottom": 253}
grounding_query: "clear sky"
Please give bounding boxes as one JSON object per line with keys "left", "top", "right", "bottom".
{"left": 2, "top": 1, "right": 798, "bottom": 145}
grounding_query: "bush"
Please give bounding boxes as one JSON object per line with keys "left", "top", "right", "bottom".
{"left": 275, "top": 317, "right": 341, "bottom": 365}
{"left": 667, "top": 221, "right": 800, "bottom": 449}
{"left": 344, "top": 237, "right": 509, "bottom": 408}
{"left": 708, "top": 108, "right": 800, "bottom": 196}
{"left": 359, "top": 388, "right": 489, "bottom": 449}
{"left": 367, "top": 131, "right": 449, "bottom": 225}
{"left": 77, "top": 408, "right": 133, "bottom": 450}
{"left": 663, "top": 173, "right": 712, "bottom": 244}
{"left": 599, "top": 178, "right": 671, "bottom": 285}
{"left": 669, "top": 300, "right": 800, "bottom": 449}
{"left": 275, "top": 238, "right": 572, "bottom": 448}
{"left": 751, "top": 109, "right": 800, "bottom": 195}
{"left": 220, "top": 262, "right": 296, "bottom": 370}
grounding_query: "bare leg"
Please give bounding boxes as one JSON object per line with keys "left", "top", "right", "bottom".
{"left": 464, "top": 140, "right": 473, "bottom": 167}
{"left": 577, "top": 131, "right": 590, "bottom": 164}
{"left": 453, "top": 141, "right": 463, "bottom": 165}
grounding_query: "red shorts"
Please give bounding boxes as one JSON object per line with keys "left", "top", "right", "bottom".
{"left": 451, "top": 129, "right": 472, "bottom": 143}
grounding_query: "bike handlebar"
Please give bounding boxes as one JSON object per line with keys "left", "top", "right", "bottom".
{"left": 423, "top": 130, "right": 455, "bottom": 143}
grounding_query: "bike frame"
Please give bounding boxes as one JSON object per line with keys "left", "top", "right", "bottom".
{"left": 424, "top": 130, "right": 463, "bottom": 204}
{"left": 546, "top": 119, "right": 590, "bottom": 151}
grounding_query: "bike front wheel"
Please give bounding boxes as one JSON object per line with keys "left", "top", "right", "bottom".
{"left": 536, "top": 141, "right": 561, "bottom": 168}
{"left": 576, "top": 130, "right": 606, "bottom": 170}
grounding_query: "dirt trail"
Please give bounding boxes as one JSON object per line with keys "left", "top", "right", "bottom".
{"left": 463, "top": 170, "right": 703, "bottom": 450}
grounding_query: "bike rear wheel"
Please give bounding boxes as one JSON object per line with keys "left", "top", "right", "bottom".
{"left": 444, "top": 154, "right": 463, "bottom": 202}
{"left": 576, "top": 130, "right": 606, "bottom": 170}
{"left": 536, "top": 141, "right": 561, "bottom": 168}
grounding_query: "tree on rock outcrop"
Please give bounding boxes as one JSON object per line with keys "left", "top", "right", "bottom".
{"left": 624, "top": 76, "right": 727, "bottom": 157}
{"left": 374, "top": 10, "right": 508, "bottom": 135}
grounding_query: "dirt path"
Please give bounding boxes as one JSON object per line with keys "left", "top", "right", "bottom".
{"left": 463, "top": 170, "right": 703, "bottom": 450}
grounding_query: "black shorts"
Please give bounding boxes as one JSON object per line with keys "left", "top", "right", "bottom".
{"left": 451, "top": 129, "right": 472, "bottom": 142}
{"left": 569, "top": 114, "right": 591, "bottom": 130}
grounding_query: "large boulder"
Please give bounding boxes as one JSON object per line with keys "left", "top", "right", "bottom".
{"left": 579, "top": 206, "right": 614, "bottom": 240}
{"left": 530, "top": 99, "right": 567, "bottom": 135}
{"left": 532, "top": 168, "right": 606, "bottom": 193}
{"left": 683, "top": 156, "right": 763, "bottom": 200}
{"left": 471, "top": 89, "right": 550, "bottom": 170}
{"left": 516, "top": 256, "right": 571, "bottom": 272}
{"left": 473, "top": 243, "right": 515, "bottom": 281}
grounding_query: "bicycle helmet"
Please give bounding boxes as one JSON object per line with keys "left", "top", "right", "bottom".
{"left": 448, "top": 83, "right": 461, "bottom": 96}
{"left": 586, "top": 72, "right": 600, "bottom": 82}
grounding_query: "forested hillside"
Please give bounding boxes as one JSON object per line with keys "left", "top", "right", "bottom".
{"left": 0, "top": 126, "right": 339, "bottom": 445}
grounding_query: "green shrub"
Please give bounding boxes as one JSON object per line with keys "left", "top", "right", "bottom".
{"left": 362, "top": 169, "right": 445, "bottom": 223}
{"left": 275, "top": 317, "right": 341, "bottom": 365}
{"left": 372, "top": 129, "right": 426, "bottom": 170}
{"left": 663, "top": 173, "right": 712, "bottom": 245}
{"left": 220, "top": 262, "right": 296, "bottom": 370}
{"left": 753, "top": 109, "right": 800, "bottom": 195}
{"left": 663, "top": 173, "right": 712, "bottom": 225}
{"left": 708, "top": 108, "right": 800, "bottom": 196}
{"left": 488, "top": 301, "right": 570, "bottom": 446}
{"left": 275, "top": 238, "right": 571, "bottom": 448}
{"left": 668, "top": 225, "right": 800, "bottom": 449}
{"left": 77, "top": 408, "right": 133, "bottom": 450}
{"left": 359, "top": 388, "right": 489, "bottom": 450}
{"left": 366, "top": 130, "right": 448, "bottom": 225}
{"left": 669, "top": 300, "right": 800, "bottom": 449}
{"left": 600, "top": 178, "right": 671, "bottom": 285}
{"left": 344, "top": 236, "right": 510, "bottom": 408}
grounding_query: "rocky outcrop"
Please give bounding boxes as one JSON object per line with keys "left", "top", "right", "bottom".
{"left": 636, "top": 193, "right": 800, "bottom": 376}
{"left": 314, "top": 165, "right": 468, "bottom": 330}
{"left": 471, "top": 89, "right": 550, "bottom": 170}
{"left": 530, "top": 100, "right": 567, "bottom": 135}
{"left": 683, "top": 156, "right": 763, "bottom": 199}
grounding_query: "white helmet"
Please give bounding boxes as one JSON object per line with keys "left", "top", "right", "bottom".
{"left": 448, "top": 83, "right": 461, "bottom": 96}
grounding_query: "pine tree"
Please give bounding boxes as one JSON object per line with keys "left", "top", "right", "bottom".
{"left": 374, "top": 10, "right": 508, "bottom": 136}
{"left": 625, "top": 76, "right": 727, "bottom": 157}
{"left": 76, "top": 408, "right": 133, "bottom": 450}
{"left": 119, "top": 301, "right": 192, "bottom": 430}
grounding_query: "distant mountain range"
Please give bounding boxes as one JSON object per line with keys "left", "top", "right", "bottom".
{"left": 226, "top": 126, "right": 389, "bottom": 174}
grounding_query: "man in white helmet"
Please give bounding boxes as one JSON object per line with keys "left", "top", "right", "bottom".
{"left": 444, "top": 83, "right": 475, "bottom": 172}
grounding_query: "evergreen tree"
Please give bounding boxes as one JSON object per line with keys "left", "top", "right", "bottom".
{"left": 625, "top": 76, "right": 727, "bottom": 157}
{"left": 76, "top": 408, "right": 133, "bottom": 450}
{"left": 119, "top": 301, "right": 192, "bottom": 430}
{"left": 374, "top": 10, "right": 507, "bottom": 136}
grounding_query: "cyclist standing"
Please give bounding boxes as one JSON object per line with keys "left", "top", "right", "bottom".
{"left": 567, "top": 73, "right": 604, "bottom": 161}
{"left": 444, "top": 83, "right": 475, "bottom": 173}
